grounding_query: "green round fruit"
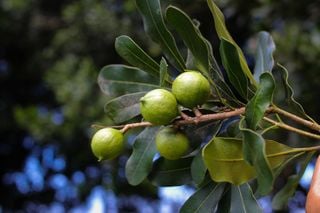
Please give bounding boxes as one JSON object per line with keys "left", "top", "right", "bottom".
{"left": 155, "top": 127, "right": 190, "bottom": 160}
{"left": 172, "top": 70, "right": 210, "bottom": 109}
{"left": 91, "top": 128, "right": 124, "bottom": 161}
{"left": 140, "top": 89, "right": 179, "bottom": 125}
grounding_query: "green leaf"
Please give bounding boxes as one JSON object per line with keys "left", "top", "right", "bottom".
{"left": 104, "top": 92, "right": 145, "bottom": 124}
{"left": 202, "top": 137, "right": 304, "bottom": 187}
{"left": 191, "top": 151, "right": 207, "bottom": 185}
{"left": 216, "top": 184, "right": 231, "bottom": 213}
{"left": 166, "top": 6, "right": 211, "bottom": 74}
{"left": 240, "top": 122, "right": 273, "bottom": 195}
{"left": 230, "top": 184, "right": 262, "bottom": 213}
{"left": 136, "top": 0, "right": 185, "bottom": 70}
{"left": 207, "top": 0, "right": 257, "bottom": 87}
{"left": 149, "top": 157, "right": 193, "bottom": 186}
{"left": 98, "top": 65, "right": 158, "bottom": 97}
{"left": 125, "top": 127, "right": 160, "bottom": 185}
{"left": 115, "top": 35, "right": 161, "bottom": 79}
{"left": 273, "top": 64, "right": 315, "bottom": 122}
{"left": 245, "top": 72, "right": 275, "bottom": 130}
{"left": 253, "top": 31, "right": 275, "bottom": 82}
{"left": 272, "top": 152, "right": 314, "bottom": 210}
{"left": 159, "top": 57, "right": 169, "bottom": 87}
{"left": 180, "top": 181, "right": 226, "bottom": 213}
{"left": 220, "top": 39, "right": 249, "bottom": 99}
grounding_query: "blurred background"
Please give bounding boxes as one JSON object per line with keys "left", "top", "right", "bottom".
{"left": 1, "top": 0, "right": 320, "bottom": 212}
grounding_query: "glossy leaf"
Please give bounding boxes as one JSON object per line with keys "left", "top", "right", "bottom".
{"left": 230, "top": 184, "right": 262, "bottom": 213}
{"left": 166, "top": 6, "right": 211, "bottom": 74}
{"left": 136, "top": 0, "right": 185, "bottom": 70}
{"left": 207, "top": 0, "right": 257, "bottom": 87}
{"left": 202, "top": 137, "right": 304, "bottom": 187}
{"left": 273, "top": 64, "right": 315, "bottom": 121}
{"left": 104, "top": 92, "right": 145, "bottom": 124}
{"left": 125, "top": 127, "right": 160, "bottom": 185}
{"left": 272, "top": 152, "right": 314, "bottom": 210}
{"left": 159, "top": 57, "right": 169, "bottom": 87}
{"left": 180, "top": 181, "right": 226, "bottom": 213}
{"left": 254, "top": 31, "right": 275, "bottom": 82}
{"left": 191, "top": 151, "right": 207, "bottom": 185}
{"left": 245, "top": 72, "right": 275, "bottom": 130}
{"left": 98, "top": 65, "right": 158, "bottom": 97}
{"left": 220, "top": 39, "right": 248, "bottom": 99}
{"left": 115, "top": 35, "right": 160, "bottom": 78}
{"left": 240, "top": 123, "right": 273, "bottom": 195}
{"left": 149, "top": 157, "right": 193, "bottom": 186}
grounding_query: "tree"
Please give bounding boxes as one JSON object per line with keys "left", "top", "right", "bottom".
{"left": 93, "top": 0, "right": 320, "bottom": 211}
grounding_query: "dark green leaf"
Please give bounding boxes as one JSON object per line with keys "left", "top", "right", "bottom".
{"left": 159, "top": 57, "right": 169, "bottom": 87}
{"left": 207, "top": 0, "right": 257, "bottom": 87}
{"left": 220, "top": 39, "right": 248, "bottom": 99}
{"left": 104, "top": 92, "right": 145, "bottom": 124}
{"left": 230, "top": 184, "right": 262, "bottom": 213}
{"left": 273, "top": 64, "right": 315, "bottom": 121}
{"left": 125, "top": 127, "right": 160, "bottom": 185}
{"left": 272, "top": 152, "right": 314, "bottom": 210}
{"left": 98, "top": 65, "right": 158, "bottom": 97}
{"left": 253, "top": 31, "right": 275, "bottom": 82}
{"left": 216, "top": 184, "right": 231, "bottom": 213}
{"left": 240, "top": 121, "right": 273, "bottom": 195}
{"left": 245, "top": 72, "right": 275, "bottom": 130}
{"left": 115, "top": 35, "right": 161, "bottom": 78}
{"left": 136, "top": 0, "right": 185, "bottom": 70}
{"left": 166, "top": 6, "right": 211, "bottom": 74}
{"left": 149, "top": 157, "right": 193, "bottom": 186}
{"left": 180, "top": 182, "right": 226, "bottom": 213}
{"left": 191, "top": 151, "right": 207, "bottom": 185}
{"left": 202, "top": 137, "right": 304, "bottom": 187}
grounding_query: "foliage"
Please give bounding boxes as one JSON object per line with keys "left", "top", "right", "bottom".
{"left": 95, "top": 0, "right": 320, "bottom": 212}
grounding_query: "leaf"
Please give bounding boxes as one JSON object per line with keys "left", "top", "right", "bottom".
{"left": 230, "top": 183, "right": 262, "bottom": 213}
{"left": 207, "top": 0, "right": 257, "bottom": 87}
{"left": 220, "top": 39, "right": 249, "bottom": 100}
{"left": 253, "top": 31, "right": 275, "bottom": 82}
{"left": 136, "top": 0, "right": 185, "bottom": 70}
{"left": 104, "top": 92, "right": 145, "bottom": 124}
{"left": 180, "top": 181, "right": 226, "bottom": 213}
{"left": 125, "top": 127, "right": 160, "bottom": 185}
{"left": 149, "top": 157, "right": 193, "bottom": 186}
{"left": 98, "top": 64, "right": 158, "bottom": 97}
{"left": 273, "top": 64, "right": 315, "bottom": 122}
{"left": 240, "top": 122, "right": 273, "bottom": 195}
{"left": 191, "top": 151, "right": 207, "bottom": 185}
{"left": 115, "top": 35, "right": 161, "bottom": 78}
{"left": 166, "top": 6, "right": 211, "bottom": 74}
{"left": 159, "top": 57, "right": 169, "bottom": 87}
{"left": 245, "top": 72, "right": 275, "bottom": 130}
{"left": 202, "top": 137, "right": 304, "bottom": 187}
{"left": 216, "top": 184, "right": 231, "bottom": 213}
{"left": 272, "top": 152, "right": 314, "bottom": 210}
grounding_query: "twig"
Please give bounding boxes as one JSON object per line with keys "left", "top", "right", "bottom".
{"left": 263, "top": 117, "right": 320, "bottom": 140}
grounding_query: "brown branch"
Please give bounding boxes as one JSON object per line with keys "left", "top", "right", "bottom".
{"left": 271, "top": 106, "right": 320, "bottom": 132}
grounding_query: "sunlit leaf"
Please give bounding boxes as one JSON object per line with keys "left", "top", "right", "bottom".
{"left": 125, "top": 127, "right": 160, "bottom": 185}
{"left": 202, "top": 137, "right": 305, "bottom": 187}
{"left": 98, "top": 64, "right": 159, "bottom": 97}
{"left": 230, "top": 184, "right": 262, "bottom": 213}
{"left": 115, "top": 35, "right": 161, "bottom": 78}
{"left": 104, "top": 92, "right": 145, "bottom": 124}
{"left": 136, "top": 0, "right": 185, "bottom": 70}
{"left": 180, "top": 181, "right": 226, "bottom": 213}
{"left": 207, "top": 0, "right": 257, "bottom": 87}
{"left": 253, "top": 31, "right": 275, "bottom": 82}
{"left": 159, "top": 57, "right": 169, "bottom": 87}
{"left": 272, "top": 152, "right": 314, "bottom": 210}
{"left": 245, "top": 72, "right": 275, "bottom": 130}
{"left": 149, "top": 157, "right": 193, "bottom": 186}
{"left": 220, "top": 39, "right": 248, "bottom": 100}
